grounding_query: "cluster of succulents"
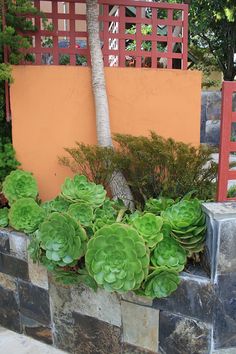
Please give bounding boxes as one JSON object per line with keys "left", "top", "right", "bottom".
{"left": 0, "top": 170, "right": 207, "bottom": 299}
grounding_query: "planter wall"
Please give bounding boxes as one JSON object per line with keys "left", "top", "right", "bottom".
{"left": 0, "top": 202, "right": 236, "bottom": 354}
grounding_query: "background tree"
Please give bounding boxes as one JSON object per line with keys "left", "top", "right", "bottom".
{"left": 189, "top": 0, "right": 236, "bottom": 81}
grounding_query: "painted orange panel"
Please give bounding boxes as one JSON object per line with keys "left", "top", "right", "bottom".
{"left": 11, "top": 66, "right": 202, "bottom": 200}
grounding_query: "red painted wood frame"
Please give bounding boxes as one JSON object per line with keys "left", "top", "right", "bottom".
{"left": 19, "top": 0, "right": 188, "bottom": 69}
{"left": 217, "top": 81, "right": 236, "bottom": 201}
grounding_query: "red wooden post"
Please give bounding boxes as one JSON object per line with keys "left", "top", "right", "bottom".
{"left": 217, "top": 81, "right": 236, "bottom": 201}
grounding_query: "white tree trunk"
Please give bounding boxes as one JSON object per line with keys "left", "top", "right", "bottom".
{"left": 86, "top": 0, "right": 134, "bottom": 208}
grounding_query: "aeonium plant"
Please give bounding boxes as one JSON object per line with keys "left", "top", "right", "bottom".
{"left": 1, "top": 170, "right": 207, "bottom": 299}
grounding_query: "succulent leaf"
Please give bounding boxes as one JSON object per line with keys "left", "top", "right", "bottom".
{"left": 9, "top": 198, "right": 45, "bottom": 233}
{"left": 38, "top": 212, "right": 87, "bottom": 267}
{"left": 86, "top": 223, "right": 150, "bottom": 292}
{"left": 144, "top": 268, "right": 180, "bottom": 298}
{"left": 151, "top": 236, "right": 187, "bottom": 271}
{"left": 61, "top": 175, "right": 106, "bottom": 207}
{"left": 132, "top": 213, "right": 163, "bottom": 248}
{"left": 2, "top": 170, "right": 38, "bottom": 205}
{"left": 68, "top": 203, "right": 94, "bottom": 226}
{"left": 145, "top": 197, "right": 175, "bottom": 215}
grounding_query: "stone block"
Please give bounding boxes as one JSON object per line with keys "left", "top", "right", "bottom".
{"left": 21, "top": 315, "right": 52, "bottom": 345}
{"left": 159, "top": 311, "right": 212, "bottom": 354}
{"left": 0, "top": 284, "right": 21, "bottom": 332}
{"left": 9, "top": 231, "right": 27, "bottom": 261}
{"left": 202, "top": 202, "right": 236, "bottom": 220}
{"left": 71, "top": 284, "right": 121, "bottom": 327}
{"left": 0, "top": 252, "right": 29, "bottom": 280}
{"left": 121, "top": 300, "right": 159, "bottom": 353}
{"left": 121, "top": 291, "right": 153, "bottom": 307}
{"left": 0, "top": 228, "right": 10, "bottom": 253}
{"left": 153, "top": 274, "right": 215, "bottom": 324}
{"left": 214, "top": 273, "right": 236, "bottom": 349}
{"left": 213, "top": 349, "right": 236, "bottom": 354}
{"left": 217, "top": 220, "right": 236, "bottom": 274}
{"left": 72, "top": 311, "right": 122, "bottom": 354}
{"left": 27, "top": 240, "right": 48, "bottom": 290}
{"left": 18, "top": 280, "right": 51, "bottom": 325}
{"left": 122, "top": 343, "right": 157, "bottom": 354}
{"left": 0, "top": 272, "right": 17, "bottom": 291}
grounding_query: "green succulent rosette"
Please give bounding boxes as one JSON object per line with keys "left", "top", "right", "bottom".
{"left": 0, "top": 207, "right": 9, "bottom": 227}
{"left": 67, "top": 203, "right": 94, "bottom": 227}
{"left": 61, "top": 175, "right": 106, "bottom": 207}
{"left": 145, "top": 197, "right": 175, "bottom": 215}
{"left": 161, "top": 199, "right": 206, "bottom": 253}
{"left": 85, "top": 223, "right": 150, "bottom": 292}
{"left": 42, "top": 196, "right": 71, "bottom": 215}
{"left": 144, "top": 268, "right": 180, "bottom": 298}
{"left": 132, "top": 213, "right": 163, "bottom": 248}
{"left": 94, "top": 199, "right": 118, "bottom": 221}
{"left": 151, "top": 236, "right": 187, "bottom": 272}
{"left": 2, "top": 170, "right": 38, "bottom": 205}
{"left": 38, "top": 212, "right": 87, "bottom": 266}
{"left": 9, "top": 198, "right": 46, "bottom": 234}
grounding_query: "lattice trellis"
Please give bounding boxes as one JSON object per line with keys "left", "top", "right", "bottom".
{"left": 20, "top": 0, "right": 189, "bottom": 69}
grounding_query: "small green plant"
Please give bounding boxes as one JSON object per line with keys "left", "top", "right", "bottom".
{"left": 9, "top": 197, "right": 45, "bottom": 233}
{"left": 143, "top": 268, "right": 180, "bottom": 299}
{"left": 37, "top": 212, "right": 87, "bottom": 267}
{"left": 61, "top": 175, "right": 107, "bottom": 207}
{"left": 132, "top": 213, "right": 163, "bottom": 248}
{"left": 85, "top": 223, "right": 150, "bottom": 292}
{"left": 162, "top": 198, "right": 206, "bottom": 254}
{"left": 2, "top": 170, "right": 38, "bottom": 205}
{"left": 227, "top": 184, "right": 236, "bottom": 198}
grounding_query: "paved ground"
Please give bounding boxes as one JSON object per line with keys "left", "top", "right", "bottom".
{"left": 0, "top": 326, "right": 67, "bottom": 354}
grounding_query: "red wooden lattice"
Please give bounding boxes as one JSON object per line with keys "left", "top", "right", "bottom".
{"left": 20, "top": 0, "right": 188, "bottom": 69}
{"left": 217, "top": 81, "right": 236, "bottom": 201}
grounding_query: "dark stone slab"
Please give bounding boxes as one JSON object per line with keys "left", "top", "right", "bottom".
{"left": 0, "top": 229, "right": 10, "bottom": 253}
{"left": 153, "top": 274, "right": 215, "bottom": 323}
{"left": 122, "top": 343, "right": 156, "bottom": 354}
{"left": 214, "top": 273, "right": 236, "bottom": 349}
{"left": 217, "top": 220, "right": 236, "bottom": 274}
{"left": 159, "top": 311, "right": 211, "bottom": 354}
{"left": 52, "top": 316, "right": 76, "bottom": 353}
{"left": 72, "top": 311, "right": 122, "bottom": 354}
{"left": 0, "top": 285, "right": 22, "bottom": 332}
{"left": 18, "top": 280, "right": 51, "bottom": 325}
{"left": 0, "top": 252, "right": 29, "bottom": 280}
{"left": 21, "top": 315, "right": 52, "bottom": 345}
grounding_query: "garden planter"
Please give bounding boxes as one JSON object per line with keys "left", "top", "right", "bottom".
{"left": 0, "top": 202, "right": 236, "bottom": 354}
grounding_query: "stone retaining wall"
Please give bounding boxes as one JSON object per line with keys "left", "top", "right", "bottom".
{"left": 0, "top": 203, "right": 236, "bottom": 354}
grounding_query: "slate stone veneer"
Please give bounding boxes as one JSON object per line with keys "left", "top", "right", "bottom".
{"left": 0, "top": 202, "right": 236, "bottom": 354}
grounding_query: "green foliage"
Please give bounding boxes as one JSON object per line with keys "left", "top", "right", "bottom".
{"left": 143, "top": 268, "right": 180, "bottom": 299}
{"left": 2, "top": 169, "right": 38, "bottom": 205}
{"left": 162, "top": 199, "right": 206, "bottom": 254}
{"left": 9, "top": 197, "right": 45, "bottom": 233}
{"left": 0, "top": 142, "right": 20, "bottom": 183}
{"left": 227, "top": 184, "right": 236, "bottom": 198}
{"left": 189, "top": 1, "right": 236, "bottom": 80}
{"left": 37, "top": 212, "right": 87, "bottom": 267}
{"left": 151, "top": 236, "right": 187, "bottom": 272}
{"left": 132, "top": 213, "right": 163, "bottom": 248}
{"left": 61, "top": 175, "right": 107, "bottom": 207}
{"left": 67, "top": 203, "right": 94, "bottom": 227}
{"left": 85, "top": 223, "right": 150, "bottom": 292}
{"left": 144, "top": 197, "right": 175, "bottom": 215}
{"left": 0, "top": 207, "right": 8, "bottom": 227}
{"left": 41, "top": 196, "right": 71, "bottom": 215}
{"left": 60, "top": 133, "right": 217, "bottom": 207}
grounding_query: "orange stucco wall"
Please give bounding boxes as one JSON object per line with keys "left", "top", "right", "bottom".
{"left": 11, "top": 66, "right": 202, "bottom": 200}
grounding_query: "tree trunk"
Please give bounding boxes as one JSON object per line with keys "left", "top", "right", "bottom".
{"left": 86, "top": 0, "right": 134, "bottom": 208}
